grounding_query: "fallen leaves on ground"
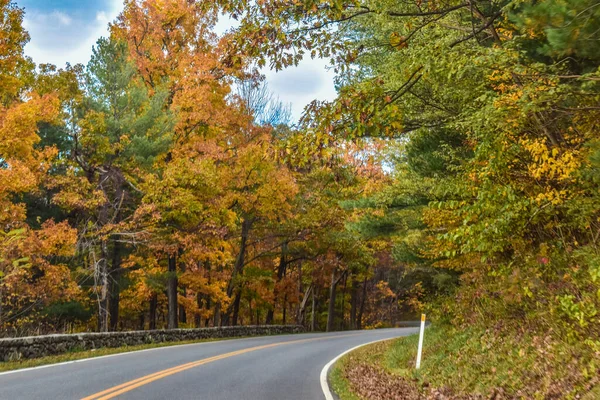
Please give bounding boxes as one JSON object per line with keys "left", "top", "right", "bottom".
{"left": 344, "top": 362, "right": 498, "bottom": 400}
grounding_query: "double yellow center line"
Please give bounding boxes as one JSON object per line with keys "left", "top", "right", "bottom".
{"left": 82, "top": 334, "right": 357, "bottom": 400}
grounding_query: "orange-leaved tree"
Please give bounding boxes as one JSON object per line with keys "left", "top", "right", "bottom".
{"left": 0, "top": 1, "right": 78, "bottom": 334}
{"left": 114, "top": 0, "right": 258, "bottom": 329}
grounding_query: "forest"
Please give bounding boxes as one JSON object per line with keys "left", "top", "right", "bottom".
{"left": 0, "top": 0, "right": 599, "bottom": 372}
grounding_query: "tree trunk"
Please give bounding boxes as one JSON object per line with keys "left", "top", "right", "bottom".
{"left": 326, "top": 269, "right": 337, "bottom": 332}
{"left": 248, "top": 299, "right": 253, "bottom": 326}
{"left": 97, "top": 240, "right": 109, "bottom": 333}
{"left": 108, "top": 239, "right": 121, "bottom": 331}
{"left": 195, "top": 293, "right": 202, "bottom": 328}
{"left": 224, "top": 217, "right": 252, "bottom": 325}
{"left": 0, "top": 284, "right": 4, "bottom": 329}
{"left": 202, "top": 261, "right": 212, "bottom": 327}
{"left": 265, "top": 308, "right": 274, "bottom": 325}
{"left": 138, "top": 311, "right": 145, "bottom": 331}
{"left": 204, "top": 296, "right": 211, "bottom": 327}
{"left": 295, "top": 262, "right": 303, "bottom": 323}
{"left": 350, "top": 279, "right": 358, "bottom": 330}
{"left": 231, "top": 291, "right": 242, "bottom": 326}
{"left": 340, "top": 273, "right": 348, "bottom": 330}
{"left": 178, "top": 255, "right": 187, "bottom": 325}
{"left": 297, "top": 284, "right": 312, "bottom": 326}
{"left": 167, "top": 253, "right": 178, "bottom": 329}
{"left": 311, "top": 286, "right": 317, "bottom": 332}
{"left": 282, "top": 294, "right": 287, "bottom": 325}
{"left": 266, "top": 243, "right": 287, "bottom": 325}
{"left": 357, "top": 277, "right": 368, "bottom": 330}
{"left": 149, "top": 293, "right": 158, "bottom": 330}
{"left": 214, "top": 303, "right": 221, "bottom": 327}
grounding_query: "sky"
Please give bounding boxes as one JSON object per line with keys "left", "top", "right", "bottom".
{"left": 16, "top": 0, "right": 337, "bottom": 122}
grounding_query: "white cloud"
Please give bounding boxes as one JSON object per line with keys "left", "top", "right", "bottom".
{"left": 264, "top": 57, "right": 337, "bottom": 122}
{"left": 24, "top": 10, "right": 73, "bottom": 28}
{"left": 216, "top": 14, "right": 337, "bottom": 122}
{"left": 96, "top": 11, "right": 108, "bottom": 23}
{"left": 52, "top": 11, "right": 73, "bottom": 26}
{"left": 23, "top": 0, "right": 122, "bottom": 67}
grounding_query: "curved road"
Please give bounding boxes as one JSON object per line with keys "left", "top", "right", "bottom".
{"left": 0, "top": 328, "right": 418, "bottom": 400}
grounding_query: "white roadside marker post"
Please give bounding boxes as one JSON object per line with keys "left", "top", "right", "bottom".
{"left": 416, "top": 313, "right": 426, "bottom": 369}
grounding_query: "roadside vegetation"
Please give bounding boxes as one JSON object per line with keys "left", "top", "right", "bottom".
{"left": 332, "top": 325, "right": 600, "bottom": 399}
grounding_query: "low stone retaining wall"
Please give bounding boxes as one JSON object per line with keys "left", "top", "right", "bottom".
{"left": 0, "top": 325, "right": 304, "bottom": 362}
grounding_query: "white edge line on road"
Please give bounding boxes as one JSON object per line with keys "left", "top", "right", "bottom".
{"left": 0, "top": 340, "right": 220, "bottom": 377}
{"left": 0, "top": 328, "right": 415, "bottom": 379}
{"left": 320, "top": 337, "right": 396, "bottom": 400}
{"left": 0, "top": 332, "right": 325, "bottom": 377}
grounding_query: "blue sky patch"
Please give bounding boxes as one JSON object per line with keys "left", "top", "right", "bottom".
{"left": 17, "top": 0, "right": 118, "bottom": 66}
{"left": 17, "top": 0, "right": 108, "bottom": 18}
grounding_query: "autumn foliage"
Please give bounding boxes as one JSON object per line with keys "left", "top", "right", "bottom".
{"left": 2, "top": 8, "right": 600, "bottom": 394}
{"left": 0, "top": 0, "right": 392, "bottom": 336}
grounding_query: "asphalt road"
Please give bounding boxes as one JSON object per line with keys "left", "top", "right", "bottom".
{"left": 0, "top": 328, "right": 418, "bottom": 400}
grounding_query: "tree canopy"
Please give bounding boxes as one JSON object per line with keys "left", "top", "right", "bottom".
{"left": 1, "top": 5, "right": 599, "bottom": 386}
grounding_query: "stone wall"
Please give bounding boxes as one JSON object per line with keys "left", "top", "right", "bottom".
{"left": 0, "top": 325, "right": 304, "bottom": 361}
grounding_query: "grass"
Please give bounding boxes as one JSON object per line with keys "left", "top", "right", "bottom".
{"left": 331, "top": 324, "right": 600, "bottom": 399}
{"left": 0, "top": 337, "right": 234, "bottom": 372}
